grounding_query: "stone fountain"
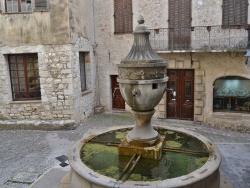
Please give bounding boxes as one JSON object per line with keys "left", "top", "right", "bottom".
{"left": 67, "top": 14, "right": 221, "bottom": 188}
{"left": 117, "top": 14, "right": 168, "bottom": 160}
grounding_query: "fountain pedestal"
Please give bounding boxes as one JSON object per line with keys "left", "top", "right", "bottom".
{"left": 118, "top": 110, "right": 165, "bottom": 159}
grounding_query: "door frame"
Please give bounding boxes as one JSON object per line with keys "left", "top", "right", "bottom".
{"left": 166, "top": 69, "right": 194, "bottom": 120}
{"left": 111, "top": 75, "right": 125, "bottom": 110}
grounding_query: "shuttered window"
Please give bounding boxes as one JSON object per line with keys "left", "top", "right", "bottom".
{"left": 114, "top": 0, "right": 133, "bottom": 34}
{"left": 34, "top": 0, "right": 49, "bottom": 11}
{"left": 169, "top": 0, "right": 191, "bottom": 50}
{"left": 222, "top": 0, "right": 248, "bottom": 27}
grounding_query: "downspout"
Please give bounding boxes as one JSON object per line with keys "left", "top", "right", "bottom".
{"left": 89, "top": 0, "right": 100, "bottom": 107}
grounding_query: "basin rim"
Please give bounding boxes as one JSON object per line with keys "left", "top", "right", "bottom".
{"left": 68, "top": 125, "right": 221, "bottom": 188}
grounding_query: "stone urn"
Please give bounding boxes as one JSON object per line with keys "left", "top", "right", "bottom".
{"left": 117, "top": 14, "right": 168, "bottom": 157}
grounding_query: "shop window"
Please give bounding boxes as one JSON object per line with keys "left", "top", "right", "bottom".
{"left": 8, "top": 54, "right": 41, "bottom": 101}
{"left": 5, "top": 0, "right": 49, "bottom": 13}
{"left": 213, "top": 76, "right": 250, "bottom": 113}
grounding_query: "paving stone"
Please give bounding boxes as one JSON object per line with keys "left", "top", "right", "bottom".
{"left": 0, "top": 113, "right": 249, "bottom": 188}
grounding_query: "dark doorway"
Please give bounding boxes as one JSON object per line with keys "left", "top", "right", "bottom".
{"left": 111, "top": 75, "right": 125, "bottom": 110}
{"left": 166, "top": 69, "right": 194, "bottom": 120}
{"left": 169, "top": 0, "right": 191, "bottom": 50}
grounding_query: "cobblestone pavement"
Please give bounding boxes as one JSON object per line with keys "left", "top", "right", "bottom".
{"left": 0, "top": 112, "right": 249, "bottom": 188}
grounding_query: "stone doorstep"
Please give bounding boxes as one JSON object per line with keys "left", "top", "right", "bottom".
{"left": 58, "top": 171, "right": 233, "bottom": 188}
{"left": 94, "top": 106, "right": 104, "bottom": 114}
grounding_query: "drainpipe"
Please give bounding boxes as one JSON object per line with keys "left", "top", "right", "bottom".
{"left": 245, "top": 25, "right": 250, "bottom": 68}
{"left": 89, "top": 0, "right": 100, "bottom": 107}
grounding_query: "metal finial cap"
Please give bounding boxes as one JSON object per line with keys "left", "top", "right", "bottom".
{"left": 138, "top": 13, "right": 145, "bottom": 24}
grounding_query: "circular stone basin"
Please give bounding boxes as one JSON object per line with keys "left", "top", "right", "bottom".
{"left": 68, "top": 126, "right": 221, "bottom": 188}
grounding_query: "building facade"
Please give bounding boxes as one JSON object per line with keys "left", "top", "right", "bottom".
{"left": 0, "top": 0, "right": 250, "bottom": 131}
{"left": 0, "top": 0, "right": 98, "bottom": 128}
{"left": 94, "top": 0, "right": 250, "bottom": 131}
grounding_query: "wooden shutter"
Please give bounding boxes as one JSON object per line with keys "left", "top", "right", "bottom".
{"left": 223, "top": 0, "right": 248, "bottom": 27}
{"left": 124, "top": 0, "right": 133, "bottom": 33}
{"left": 169, "top": 0, "right": 191, "bottom": 50}
{"left": 114, "top": 0, "right": 132, "bottom": 34}
{"left": 34, "top": 0, "right": 48, "bottom": 11}
{"left": 114, "top": 0, "right": 124, "bottom": 33}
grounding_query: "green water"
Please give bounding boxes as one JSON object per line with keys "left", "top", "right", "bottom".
{"left": 80, "top": 128, "right": 208, "bottom": 181}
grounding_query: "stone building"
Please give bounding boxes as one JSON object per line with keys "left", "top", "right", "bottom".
{"left": 94, "top": 0, "right": 250, "bottom": 131}
{"left": 0, "top": 0, "right": 98, "bottom": 128}
{"left": 0, "top": 0, "right": 250, "bottom": 131}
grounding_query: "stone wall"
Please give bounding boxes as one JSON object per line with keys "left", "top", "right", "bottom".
{"left": 0, "top": 36, "right": 96, "bottom": 128}
{"left": 156, "top": 53, "right": 205, "bottom": 122}
{"left": 0, "top": 0, "right": 70, "bottom": 46}
{"left": 158, "top": 52, "right": 250, "bottom": 131}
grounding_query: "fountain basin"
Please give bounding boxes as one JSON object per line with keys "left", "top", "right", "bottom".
{"left": 68, "top": 125, "right": 221, "bottom": 188}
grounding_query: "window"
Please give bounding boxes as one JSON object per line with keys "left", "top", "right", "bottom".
{"left": 79, "top": 52, "right": 86, "bottom": 91}
{"left": 114, "top": 0, "right": 133, "bottom": 34}
{"left": 5, "top": 0, "right": 49, "bottom": 13}
{"left": 222, "top": 0, "right": 248, "bottom": 27}
{"left": 34, "top": 0, "right": 48, "bottom": 11}
{"left": 8, "top": 54, "right": 41, "bottom": 101}
{"left": 213, "top": 76, "right": 250, "bottom": 113}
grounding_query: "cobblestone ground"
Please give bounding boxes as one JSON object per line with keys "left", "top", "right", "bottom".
{"left": 0, "top": 113, "right": 249, "bottom": 188}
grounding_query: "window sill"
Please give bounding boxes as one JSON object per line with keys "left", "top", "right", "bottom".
{"left": 2, "top": 12, "right": 32, "bottom": 14}
{"left": 82, "top": 90, "right": 92, "bottom": 96}
{"left": 10, "top": 100, "right": 42, "bottom": 104}
{"left": 114, "top": 32, "right": 133, "bottom": 35}
{"left": 2, "top": 10, "right": 49, "bottom": 14}
{"left": 212, "top": 111, "right": 250, "bottom": 119}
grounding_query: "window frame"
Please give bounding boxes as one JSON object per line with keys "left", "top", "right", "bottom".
{"left": 213, "top": 76, "right": 250, "bottom": 113}
{"left": 114, "top": 0, "right": 133, "bottom": 34}
{"left": 8, "top": 53, "right": 41, "bottom": 101}
{"left": 79, "top": 52, "right": 87, "bottom": 92}
{"left": 222, "top": 0, "right": 248, "bottom": 28}
{"left": 3, "top": 0, "right": 49, "bottom": 13}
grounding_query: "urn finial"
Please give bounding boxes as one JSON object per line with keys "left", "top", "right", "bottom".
{"left": 137, "top": 13, "right": 145, "bottom": 24}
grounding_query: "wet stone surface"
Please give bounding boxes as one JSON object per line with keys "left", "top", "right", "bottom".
{"left": 0, "top": 113, "right": 250, "bottom": 188}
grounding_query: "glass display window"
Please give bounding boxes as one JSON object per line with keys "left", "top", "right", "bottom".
{"left": 213, "top": 76, "right": 250, "bottom": 113}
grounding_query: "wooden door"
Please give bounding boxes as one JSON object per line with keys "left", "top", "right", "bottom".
{"left": 167, "top": 70, "right": 194, "bottom": 120}
{"left": 111, "top": 75, "right": 125, "bottom": 110}
{"left": 169, "top": 0, "right": 191, "bottom": 50}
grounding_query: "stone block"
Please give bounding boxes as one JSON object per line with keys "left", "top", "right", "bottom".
{"left": 194, "top": 115, "right": 204, "bottom": 122}
{"left": 94, "top": 106, "right": 104, "bottom": 114}
{"left": 159, "top": 96, "right": 166, "bottom": 105}
{"left": 195, "top": 100, "right": 204, "bottom": 107}
{"left": 195, "top": 70, "right": 205, "bottom": 76}
{"left": 194, "top": 107, "right": 202, "bottom": 115}
{"left": 192, "top": 61, "right": 200, "bottom": 69}
{"left": 184, "top": 59, "right": 191, "bottom": 68}
{"left": 195, "top": 84, "right": 205, "bottom": 92}
{"left": 118, "top": 136, "right": 165, "bottom": 160}
{"left": 195, "top": 77, "right": 202, "bottom": 84}
{"left": 176, "top": 61, "right": 184, "bottom": 68}
{"left": 157, "top": 112, "right": 166, "bottom": 119}
{"left": 158, "top": 105, "right": 165, "bottom": 112}
{"left": 168, "top": 59, "right": 176, "bottom": 68}
{"left": 195, "top": 92, "right": 202, "bottom": 100}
